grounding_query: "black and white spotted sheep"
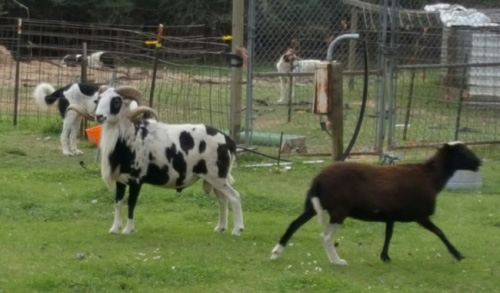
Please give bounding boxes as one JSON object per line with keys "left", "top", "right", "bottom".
{"left": 68, "top": 86, "right": 244, "bottom": 236}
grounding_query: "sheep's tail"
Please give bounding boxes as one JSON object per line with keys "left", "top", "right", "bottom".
{"left": 307, "top": 183, "right": 325, "bottom": 226}
{"left": 33, "top": 82, "right": 56, "bottom": 109}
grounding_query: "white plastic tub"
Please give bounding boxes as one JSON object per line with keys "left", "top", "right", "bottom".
{"left": 446, "top": 170, "right": 483, "bottom": 190}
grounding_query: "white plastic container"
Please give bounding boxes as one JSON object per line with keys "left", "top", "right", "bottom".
{"left": 446, "top": 170, "right": 483, "bottom": 190}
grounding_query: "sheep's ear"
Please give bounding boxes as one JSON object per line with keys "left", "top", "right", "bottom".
{"left": 123, "top": 99, "right": 139, "bottom": 110}
{"left": 129, "top": 100, "right": 138, "bottom": 110}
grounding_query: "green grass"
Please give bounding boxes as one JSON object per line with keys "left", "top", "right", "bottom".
{"left": 0, "top": 127, "right": 499, "bottom": 292}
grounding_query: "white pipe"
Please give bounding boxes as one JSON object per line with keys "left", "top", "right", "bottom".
{"left": 327, "top": 33, "right": 360, "bottom": 61}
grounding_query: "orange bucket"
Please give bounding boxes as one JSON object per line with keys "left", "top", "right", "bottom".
{"left": 86, "top": 125, "right": 102, "bottom": 146}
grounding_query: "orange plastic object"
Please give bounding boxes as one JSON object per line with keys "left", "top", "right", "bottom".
{"left": 85, "top": 125, "right": 102, "bottom": 146}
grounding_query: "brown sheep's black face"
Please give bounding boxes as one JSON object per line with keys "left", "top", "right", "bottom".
{"left": 445, "top": 142, "right": 481, "bottom": 172}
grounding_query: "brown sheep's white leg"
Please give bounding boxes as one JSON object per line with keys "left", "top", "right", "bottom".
{"left": 321, "top": 223, "right": 348, "bottom": 265}
{"left": 270, "top": 208, "right": 316, "bottom": 260}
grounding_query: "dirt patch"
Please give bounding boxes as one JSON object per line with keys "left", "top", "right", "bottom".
{"left": 0, "top": 45, "right": 13, "bottom": 65}
{"left": 0, "top": 57, "right": 217, "bottom": 89}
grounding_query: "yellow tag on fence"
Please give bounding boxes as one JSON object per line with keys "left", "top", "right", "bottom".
{"left": 145, "top": 40, "right": 162, "bottom": 48}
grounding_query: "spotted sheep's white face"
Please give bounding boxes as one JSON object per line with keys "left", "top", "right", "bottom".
{"left": 95, "top": 88, "right": 136, "bottom": 124}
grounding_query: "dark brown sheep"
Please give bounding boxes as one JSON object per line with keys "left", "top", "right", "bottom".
{"left": 270, "top": 142, "right": 481, "bottom": 265}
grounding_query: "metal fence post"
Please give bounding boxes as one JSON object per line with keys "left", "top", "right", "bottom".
{"left": 454, "top": 54, "right": 469, "bottom": 141}
{"left": 81, "top": 42, "right": 87, "bottom": 82}
{"left": 245, "top": 0, "right": 256, "bottom": 147}
{"left": 150, "top": 24, "right": 164, "bottom": 108}
{"left": 287, "top": 71, "right": 293, "bottom": 122}
{"left": 386, "top": 0, "right": 399, "bottom": 149}
{"left": 375, "top": 0, "right": 389, "bottom": 154}
{"left": 230, "top": 0, "right": 244, "bottom": 142}
{"left": 348, "top": 8, "right": 358, "bottom": 90}
{"left": 13, "top": 18, "right": 22, "bottom": 127}
{"left": 402, "top": 69, "right": 416, "bottom": 141}
{"left": 80, "top": 43, "right": 88, "bottom": 139}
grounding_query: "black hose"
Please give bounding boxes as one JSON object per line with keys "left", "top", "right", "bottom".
{"left": 237, "top": 146, "right": 293, "bottom": 163}
{"left": 341, "top": 39, "right": 369, "bottom": 161}
{"left": 238, "top": 39, "right": 368, "bottom": 164}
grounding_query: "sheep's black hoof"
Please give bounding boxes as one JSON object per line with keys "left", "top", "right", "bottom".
{"left": 453, "top": 252, "right": 465, "bottom": 261}
{"left": 380, "top": 254, "right": 391, "bottom": 263}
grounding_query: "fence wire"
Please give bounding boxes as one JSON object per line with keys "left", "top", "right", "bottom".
{"left": 2, "top": 0, "right": 500, "bottom": 162}
{"left": 0, "top": 17, "right": 234, "bottom": 161}
{"left": 389, "top": 1, "right": 500, "bottom": 160}
{"left": 247, "top": 0, "right": 500, "bottom": 160}
{"left": 247, "top": 0, "right": 380, "bottom": 157}
{"left": 0, "top": 17, "right": 233, "bottom": 128}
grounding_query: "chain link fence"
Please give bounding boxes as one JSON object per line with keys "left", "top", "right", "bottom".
{"left": 246, "top": 0, "right": 500, "bottom": 160}
{"left": 389, "top": 0, "right": 500, "bottom": 160}
{"left": 1, "top": 0, "right": 500, "bottom": 161}
{"left": 246, "top": 0, "right": 379, "bottom": 158}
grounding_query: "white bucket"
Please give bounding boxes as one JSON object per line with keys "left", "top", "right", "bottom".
{"left": 446, "top": 170, "right": 483, "bottom": 190}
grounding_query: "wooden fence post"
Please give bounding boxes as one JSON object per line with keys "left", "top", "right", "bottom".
{"left": 229, "top": 0, "right": 244, "bottom": 142}
{"left": 328, "top": 62, "right": 344, "bottom": 161}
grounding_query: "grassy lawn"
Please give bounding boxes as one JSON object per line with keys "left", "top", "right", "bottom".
{"left": 0, "top": 124, "right": 499, "bottom": 292}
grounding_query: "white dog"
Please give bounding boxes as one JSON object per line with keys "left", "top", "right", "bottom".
{"left": 60, "top": 51, "right": 116, "bottom": 70}
{"left": 276, "top": 48, "right": 322, "bottom": 103}
{"left": 33, "top": 82, "right": 100, "bottom": 156}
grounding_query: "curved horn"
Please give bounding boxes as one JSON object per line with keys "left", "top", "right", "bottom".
{"left": 128, "top": 106, "right": 158, "bottom": 122}
{"left": 115, "top": 86, "right": 144, "bottom": 106}
{"left": 67, "top": 104, "right": 95, "bottom": 121}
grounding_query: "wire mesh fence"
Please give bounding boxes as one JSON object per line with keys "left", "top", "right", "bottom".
{"left": 388, "top": 1, "right": 500, "bottom": 160}
{"left": 1, "top": 0, "right": 500, "bottom": 162}
{"left": 247, "top": 0, "right": 380, "bottom": 157}
{"left": 246, "top": 0, "right": 500, "bottom": 160}
{"left": 0, "top": 17, "right": 233, "bottom": 130}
